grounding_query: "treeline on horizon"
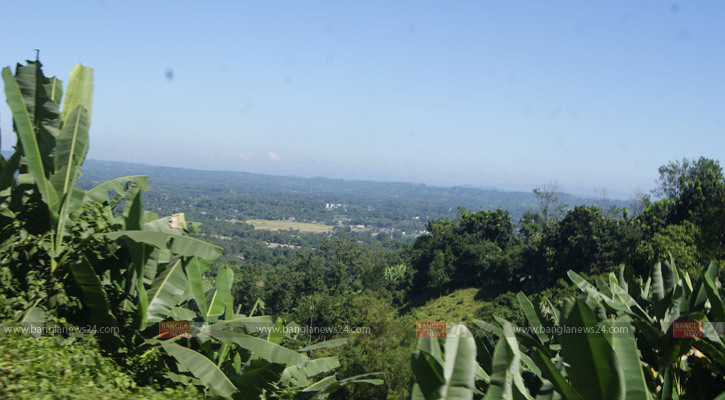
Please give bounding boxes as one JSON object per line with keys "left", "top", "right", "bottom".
{"left": 75, "top": 157, "right": 624, "bottom": 233}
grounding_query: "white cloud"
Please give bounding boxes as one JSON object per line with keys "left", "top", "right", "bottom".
{"left": 267, "top": 152, "right": 280, "bottom": 161}
{"left": 238, "top": 153, "right": 253, "bottom": 160}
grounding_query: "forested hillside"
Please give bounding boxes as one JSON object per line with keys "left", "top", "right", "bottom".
{"left": 76, "top": 158, "right": 623, "bottom": 233}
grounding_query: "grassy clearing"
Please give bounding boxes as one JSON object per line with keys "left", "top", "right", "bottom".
{"left": 409, "top": 288, "right": 525, "bottom": 327}
{"left": 412, "top": 288, "right": 482, "bottom": 323}
{"left": 244, "top": 219, "right": 333, "bottom": 233}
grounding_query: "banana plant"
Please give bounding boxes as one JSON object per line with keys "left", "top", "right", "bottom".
{"left": 1, "top": 61, "right": 224, "bottom": 332}
{"left": 143, "top": 262, "right": 382, "bottom": 399}
{"left": 563, "top": 260, "right": 725, "bottom": 399}
{"left": 2, "top": 61, "right": 93, "bottom": 274}
{"left": 411, "top": 259, "right": 725, "bottom": 399}
{"left": 410, "top": 324, "right": 477, "bottom": 400}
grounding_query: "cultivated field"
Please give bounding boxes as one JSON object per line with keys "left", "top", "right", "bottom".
{"left": 264, "top": 242, "right": 302, "bottom": 249}
{"left": 244, "top": 219, "right": 334, "bottom": 233}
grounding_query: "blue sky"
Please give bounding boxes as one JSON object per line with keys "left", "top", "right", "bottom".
{"left": 2, "top": 1, "right": 724, "bottom": 199}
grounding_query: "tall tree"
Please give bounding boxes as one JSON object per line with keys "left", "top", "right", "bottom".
{"left": 533, "top": 181, "right": 567, "bottom": 226}
{"left": 655, "top": 157, "right": 725, "bottom": 258}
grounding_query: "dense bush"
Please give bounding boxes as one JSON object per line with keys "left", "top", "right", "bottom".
{"left": 0, "top": 334, "right": 201, "bottom": 399}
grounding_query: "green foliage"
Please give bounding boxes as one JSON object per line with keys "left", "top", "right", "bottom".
{"left": 544, "top": 205, "right": 641, "bottom": 276}
{"left": 474, "top": 292, "right": 525, "bottom": 330}
{"left": 0, "top": 334, "right": 201, "bottom": 399}
{"left": 634, "top": 221, "right": 701, "bottom": 272}
{"left": 655, "top": 157, "right": 725, "bottom": 259}
{"left": 656, "top": 157, "right": 724, "bottom": 223}
{"left": 410, "top": 324, "right": 477, "bottom": 400}
{"left": 411, "top": 209, "right": 521, "bottom": 295}
{"left": 517, "top": 210, "right": 544, "bottom": 245}
{"left": 332, "top": 294, "right": 416, "bottom": 400}
{"left": 385, "top": 263, "right": 408, "bottom": 282}
{"left": 412, "top": 260, "right": 725, "bottom": 399}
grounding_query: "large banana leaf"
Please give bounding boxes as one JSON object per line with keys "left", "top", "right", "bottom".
{"left": 145, "top": 258, "right": 188, "bottom": 327}
{"left": 207, "top": 265, "right": 234, "bottom": 318}
{"left": 85, "top": 175, "right": 150, "bottom": 203}
{"left": 18, "top": 301, "right": 46, "bottom": 338}
{"left": 48, "top": 75, "right": 63, "bottom": 105}
{"left": 185, "top": 257, "right": 208, "bottom": 320}
{"left": 294, "top": 357, "right": 340, "bottom": 378}
{"left": 596, "top": 276, "right": 614, "bottom": 298}
{"left": 60, "top": 64, "right": 93, "bottom": 125}
{"left": 281, "top": 357, "right": 341, "bottom": 387}
{"left": 211, "top": 332, "right": 308, "bottom": 366}
{"left": 517, "top": 292, "right": 549, "bottom": 345}
{"left": 567, "top": 271, "right": 611, "bottom": 304}
{"left": 301, "top": 373, "right": 383, "bottom": 399}
{"left": 558, "top": 300, "right": 624, "bottom": 400}
{"left": 69, "top": 256, "right": 117, "bottom": 327}
{"left": 159, "top": 341, "right": 237, "bottom": 398}
{"left": 411, "top": 342, "right": 445, "bottom": 400}
{"left": 652, "top": 261, "right": 680, "bottom": 320}
{"left": 142, "top": 248, "right": 171, "bottom": 285}
{"left": 703, "top": 273, "right": 725, "bottom": 322}
{"left": 145, "top": 214, "right": 188, "bottom": 234}
{"left": 119, "top": 184, "right": 150, "bottom": 327}
{"left": 14, "top": 61, "right": 60, "bottom": 127}
{"left": 530, "top": 349, "right": 583, "bottom": 400}
{"left": 54, "top": 187, "right": 85, "bottom": 250}
{"left": 102, "top": 231, "right": 223, "bottom": 260}
{"left": 267, "top": 317, "right": 285, "bottom": 344}
{"left": 439, "top": 324, "right": 477, "bottom": 400}
{"left": 606, "top": 316, "right": 652, "bottom": 400}
{"left": 2, "top": 66, "right": 59, "bottom": 220}
{"left": 50, "top": 105, "right": 89, "bottom": 194}
{"left": 484, "top": 322, "right": 532, "bottom": 400}
{"left": 608, "top": 281, "right": 651, "bottom": 322}
{"left": 689, "top": 261, "right": 720, "bottom": 310}
{"left": 169, "top": 306, "right": 198, "bottom": 321}
{"left": 123, "top": 183, "right": 144, "bottom": 230}
{"left": 488, "top": 316, "right": 553, "bottom": 359}
{"left": 229, "top": 362, "right": 284, "bottom": 398}
{"left": 14, "top": 61, "right": 61, "bottom": 171}
{"left": 418, "top": 334, "right": 444, "bottom": 362}
{"left": 651, "top": 261, "right": 667, "bottom": 303}
{"left": 205, "top": 316, "right": 275, "bottom": 336}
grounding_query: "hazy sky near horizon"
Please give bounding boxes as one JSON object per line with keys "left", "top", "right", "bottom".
{"left": 2, "top": 1, "right": 724, "bottom": 199}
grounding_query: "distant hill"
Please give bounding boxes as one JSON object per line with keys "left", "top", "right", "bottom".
{"left": 71, "top": 158, "right": 628, "bottom": 231}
